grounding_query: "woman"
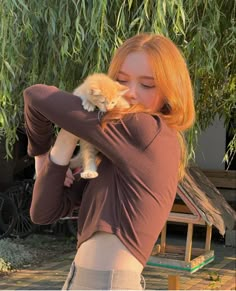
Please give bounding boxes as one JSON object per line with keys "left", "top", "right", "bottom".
{"left": 24, "top": 33, "right": 195, "bottom": 290}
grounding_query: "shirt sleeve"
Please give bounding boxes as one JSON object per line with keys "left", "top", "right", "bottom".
{"left": 30, "top": 153, "right": 89, "bottom": 224}
{"left": 24, "top": 84, "right": 161, "bottom": 165}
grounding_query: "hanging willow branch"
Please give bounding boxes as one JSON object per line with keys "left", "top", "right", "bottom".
{"left": 0, "top": 0, "right": 235, "bottom": 166}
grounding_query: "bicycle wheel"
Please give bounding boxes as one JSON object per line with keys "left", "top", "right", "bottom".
{"left": 5, "top": 179, "right": 36, "bottom": 238}
{"left": 0, "top": 192, "right": 17, "bottom": 239}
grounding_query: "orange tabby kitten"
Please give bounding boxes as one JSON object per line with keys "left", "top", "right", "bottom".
{"left": 69, "top": 73, "right": 129, "bottom": 179}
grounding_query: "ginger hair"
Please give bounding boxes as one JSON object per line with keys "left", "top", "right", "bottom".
{"left": 102, "top": 33, "right": 195, "bottom": 180}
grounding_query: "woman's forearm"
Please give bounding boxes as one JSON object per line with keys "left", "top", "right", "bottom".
{"left": 34, "top": 129, "right": 78, "bottom": 178}
{"left": 35, "top": 152, "right": 49, "bottom": 177}
{"left": 50, "top": 129, "right": 79, "bottom": 166}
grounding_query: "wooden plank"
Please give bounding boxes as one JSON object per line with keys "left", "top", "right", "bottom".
{"left": 164, "top": 245, "right": 206, "bottom": 257}
{"left": 205, "top": 224, "right": 212, "bottom": 251}
{"left": 176, "top": 186, "right": 204, "bottom": 218}
{"left": 190, "top": 250, "right": 214, "bottom": 270}
{"left": 151, "top": 244, "right": 161, "bottom": 256}
{"left": 160, "top": 223, "right": 167, "bottom": 253}
{"left": 171, "top": 204, "right": 192, "bottom": 213}
{"left": 153, "top": 245, "right": 209, "bottom": 258}
{"left": 203, "top": 170, "right": 236, "bottom": 179}
{"left": 148, "top": 255, "right": 191, "bottom": 269}
{"left": 205, "top": 177, "right": 236, "bottom": 188}
{"left": 203, "top": 170, "right": 236, "bottom": 189}
{"left": 147, "top": 250, "right": 214, "bottom": 273}
{"left": 165, "top": 245, "right": 186, "bottom": 255}
{"left": 185, "top": 223, "right": 193, "bottom": 262}
{"left": 168, "top": 212, "right": 206, "bottom": 225}
{"left": 168, "top": 275, "right": 180, "bottom": 290}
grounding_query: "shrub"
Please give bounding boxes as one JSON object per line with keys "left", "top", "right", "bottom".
{"left": 0, "top": 238, "right": 37, "bottom": 270}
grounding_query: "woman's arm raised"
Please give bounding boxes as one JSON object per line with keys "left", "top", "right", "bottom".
{"left": 24, "top": 84, "right": 161, "bottom": 168}
{"left": 23, "top": 84, "right": 96, "bottom": 156}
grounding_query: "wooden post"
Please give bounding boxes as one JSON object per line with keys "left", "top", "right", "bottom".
{"left": 185, "top": 223, "right": 193, "bottom": 262}
{"left": 205, "top": 224, "right": 212, "bottom": 251}
{"left": 160, "top": 223, "right": 167, "bottom": 253}
{"left": 168, "top": 275, "right": 180, "bottom": 290}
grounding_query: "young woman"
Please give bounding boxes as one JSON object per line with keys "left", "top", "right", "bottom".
{"left": 24, "top": 33, "right": 195, "bottom": 290}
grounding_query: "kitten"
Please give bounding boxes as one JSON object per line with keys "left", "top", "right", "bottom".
{"left": 69, "top": 73, "right": 129, "bottom": 179}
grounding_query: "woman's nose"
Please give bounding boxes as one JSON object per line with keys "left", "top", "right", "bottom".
{"left": 124, "top": 84, "right": 137, "bottom": 103}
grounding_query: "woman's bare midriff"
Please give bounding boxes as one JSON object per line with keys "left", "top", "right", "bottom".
{"left": 74, "top": 232, "right": 143, "bottom": 272}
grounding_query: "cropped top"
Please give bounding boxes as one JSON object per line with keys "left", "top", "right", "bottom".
{"left": 23, "top": 84, "right": 180, "bottom": 266}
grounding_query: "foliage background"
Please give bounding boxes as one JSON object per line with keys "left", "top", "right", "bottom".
{"left": 0, "top": 0, "right": 235, "bottom": 165}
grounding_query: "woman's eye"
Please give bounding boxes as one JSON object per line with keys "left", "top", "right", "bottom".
{"left": 141, "top": 84, "right": 155, "bottom": 89}
{"left": 117, "top": 79, "right": 127, "bottom": 83}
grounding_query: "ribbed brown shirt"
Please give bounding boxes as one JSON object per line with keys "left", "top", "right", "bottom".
{"left": 23, "top": 84, "right": 180, "bottom": 266}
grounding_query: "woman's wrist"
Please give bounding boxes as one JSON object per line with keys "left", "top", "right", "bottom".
{"left": 50, "top": 129, "right": 79, "bottom": 166}
{"left": 35, "top": 152, "right": 49, "bottom": 177}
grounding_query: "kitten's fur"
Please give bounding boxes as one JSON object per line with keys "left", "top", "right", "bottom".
{"left": 70, "top": 73, "right": 129, "bottom": 179}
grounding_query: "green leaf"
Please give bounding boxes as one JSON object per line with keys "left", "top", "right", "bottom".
{"left": 4, "top": 61, "right": 15, "bottom": 78}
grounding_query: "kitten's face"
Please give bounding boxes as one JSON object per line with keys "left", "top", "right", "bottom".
{"left": 86, "top": 76, "right": 128, "bottom": 112}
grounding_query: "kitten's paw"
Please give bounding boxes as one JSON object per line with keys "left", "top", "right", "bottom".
{"left": 80, "top": 170, "right": 98, "bottom": 179}
{"left": 82, "top": 100, "right": 95, "bottom": 112}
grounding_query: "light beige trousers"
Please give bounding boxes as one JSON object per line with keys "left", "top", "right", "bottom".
{"left": 62, "top": 261, "right": 146, "bottom": 290}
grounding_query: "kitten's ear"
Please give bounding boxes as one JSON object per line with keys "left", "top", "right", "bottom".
{"left": 90, "top": 88, "right": 101, "bottom": 96}
{"left": 116, "top": 82, "right": 129, "bottom": 95}
{"left": 119, "top": 89, "right": 129, "bottom": 96}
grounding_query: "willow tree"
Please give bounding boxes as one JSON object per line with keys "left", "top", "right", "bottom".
{"left": 0, "top": 0, "right": 235, "bottom": 166}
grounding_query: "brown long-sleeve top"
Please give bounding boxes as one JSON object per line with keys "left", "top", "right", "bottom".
{"left": 23, "top": 84, "right": 180, "bottom": 266}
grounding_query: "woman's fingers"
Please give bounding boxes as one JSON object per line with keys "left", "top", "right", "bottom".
{"left": 64, "top": 177, "right": 74, "bottom": 187}
{"left": 66, "top": 168, "right": 75, "bottom": 180}
{"left": 64, "top": 168, "right": 75, "bottom": 187}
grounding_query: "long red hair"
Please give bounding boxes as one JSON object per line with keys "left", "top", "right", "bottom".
{"left": 102, "top": 33, "right": 195, "bottom": 180}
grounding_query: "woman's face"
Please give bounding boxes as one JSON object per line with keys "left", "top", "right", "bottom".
{"left": 117, "top": 51, "right": 165, "bottom": 111}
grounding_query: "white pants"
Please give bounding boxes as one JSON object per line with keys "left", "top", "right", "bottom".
{"left": 62, "top": 262, "right": 146, "bottom": 290}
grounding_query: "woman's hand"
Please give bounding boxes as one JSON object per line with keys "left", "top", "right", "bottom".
{"left": 64, "top": 168, "right": 75, "bottom": 187}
